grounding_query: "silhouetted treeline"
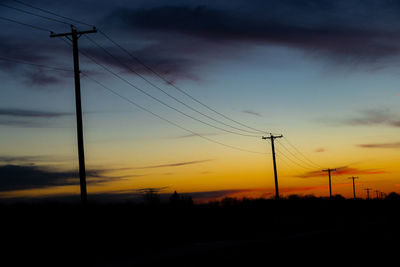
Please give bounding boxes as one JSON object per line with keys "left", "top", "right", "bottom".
{"left": 1, "top": 193, "right": 400, "bottom": 267}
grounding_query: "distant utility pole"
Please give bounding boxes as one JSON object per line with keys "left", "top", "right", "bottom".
{"left": 322, "top": 168, "right": 336, "bottom": 198}
{"left": 262, "top": 134, "right": 283, "bottom": 200}
{"left": 348, "top": 176, "right": 359, "bottom": 199}
{"left": 50, "top": 26, "right": 97, "bottom": 205}
{"left": 374, "top": 190, "right": 380, "bottom": 199}
{"left": 364, "top": 188, "right": 372, "bottom": 200}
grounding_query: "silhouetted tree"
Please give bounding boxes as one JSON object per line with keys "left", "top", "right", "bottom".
{"left": 385, "top": 192, "right": 400, "bottom": 201}
{"left": 221, "top": 197, "right": 238, "bottom": 207}
{"left": 169, "top": 191, "right": 194, "bottom": 207}
{"left": 170, "top": 191, "right": 180, "bottom": 205}
{"left": 331, "top": 194, "right": 345, "bottom": 200}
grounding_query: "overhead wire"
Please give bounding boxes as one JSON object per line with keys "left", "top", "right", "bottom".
{"left": 12, "top": 0, "right": 95, "bottom": 27}
{"left": 0, "top": 57, "right": 73, "bottom": 72}
{"left": 8, "top": 0, "right": 267, "bottom": 134}
{"left": 275, "top": 147, "right": 314, "bottom": 171}
{"left": 2, "top": 2, "right": 324, "bottom": 166}
{"left": 76, "top": 42, "right": 260, "bottom": 138}
{"left": 0, "top": 46, "right": 267, "bottom": 154}
{"left": 98, "top": 30, "right": 268, "bottom": 134}
{"left": 0, "top": 16, "right": 52, "bottom": 32}
{"left": 276, "top": 139, "right": 319, "bottom": 170}
{"left": 82, "top": 73, "right": 268, "bottom": 155}
{"left": 282, "top": 136, "right": 323, "bottom": 168}
{"left": 0, "top": 2, "right": 70, "bottom": 26}
{"left": 84, "top": 34, "right": 262, "bottom": 135}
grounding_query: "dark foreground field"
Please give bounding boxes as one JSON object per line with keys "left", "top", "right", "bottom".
{"left": 2, "top": 197, "right": 400, "bottom": 266}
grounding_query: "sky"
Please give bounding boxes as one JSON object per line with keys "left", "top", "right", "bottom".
{"left": 1, "top": 0, "right": 400, "bottom": 202}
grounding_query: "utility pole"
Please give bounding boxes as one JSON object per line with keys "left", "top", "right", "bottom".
{"left": 322, "top": 168, "right": 336, "bottom": 198}
{"left": 374, "top": 190, "right": 380, "bottom": 199}
{"left": 364, "top": 188, "right": 371, "bottom": 200}
{"left": 348, "top": 176, "right": 359, "bottom": 199}
{"left": 50, "top": 26, "right": 97, "bottom": 205}
{"left": 262, "top": 134, "right": 283, "bottom": 200}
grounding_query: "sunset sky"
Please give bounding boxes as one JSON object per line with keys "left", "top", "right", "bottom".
{"left": 1, "top": 0, "right": 400, "bottom": 202}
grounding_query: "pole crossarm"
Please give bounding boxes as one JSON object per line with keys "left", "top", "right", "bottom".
{"left": 50, "top": 27, "right": 97, "bottom": 38}
{"left": 262, "top": 134, "right": 283, "bottom": 140}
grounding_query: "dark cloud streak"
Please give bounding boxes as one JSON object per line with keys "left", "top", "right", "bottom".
{"left": 357, "top": 142, "right": 400, "bottom": 149}
{"left": 0, "top": 108, "right": 72, "bottom": 118}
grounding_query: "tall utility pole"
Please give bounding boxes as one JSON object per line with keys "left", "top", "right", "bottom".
{"left": 322, "top": 168, "right": 336, "bottom": 198}
{"left": 262, "top": 134, "right": 283, "bottom": 200}
{"left": 364, "top": 188, "right": 372, "bottom": 200}
{"left": 348, "top": 176, "right": 359, "bottom": 199}
{"left": 50, "top": 26, "right": 97, "bottom": 205}
{"left": 374, "top": 190, "right": 380, "bottom": 199}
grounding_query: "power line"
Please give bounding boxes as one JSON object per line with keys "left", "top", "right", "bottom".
{"left": 0, "top": 16, "right": 52, "bottom": 32}
{"left": 8, "top": 0, "right": 269, "bottom": 136}
{"left": 13, "top": 0, "right": 94, "bottom": 27}
{"left": 84, "top": 35, "right": 262, "bottom": 135}
{"left": 0, "top": 57, "right": 73, "bottom": 72}
{"left": 275, "top": 147, "right": 314, "bottom": 171}
{"left": 4, "top": 0, "right": 269, "bottom": 136}
{"left": 276, "top": 139, "right": 319, "bottom": 170}
{"left": 82, "top": 73, "right": 268, "bottom": 155}
{"left": 98, "top": 30, "right": 267, "bottom": 134}
{"left": 77, "top": 46, "right": 260, "bottom": 138}
{"left": 0, "top": 2, "right": 70, "bottom": 26}
{"left": 282, "top": 136, "right": 322, "bottom": 168}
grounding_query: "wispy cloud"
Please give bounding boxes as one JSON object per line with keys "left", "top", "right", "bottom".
{"left": 315, "top": 148, "right": 326, "bottom": 153}
{"left": 133, "top": 159, "right": 213, "bottom": 169}
{"left": 0, "top": 164, "right": 138, "bottom": 192}
{"left": 0, "top": 108, "right": 72, "bottom": 118}
{"left": 0, "top": 108, "right": 73, "bottom": 128}
{"left": 321, "top": 108, "right": 400, "bottom": 128}
{"left": 174, "top": 133, "right": 219, "bottom": 139}
{"left": 242, "top": 110, "right": 262, "bottom": 117}
{"left": 0, "top": 154, "right": 72, "bottom": 164}
{"left": 298, "top": 166, "right": 387, "bottom": 178}
{"left": 357, "top": 142, "right": 400, "bottom": 149}
{"left": 100, "top": 0, "right": 400, "bottom": 82}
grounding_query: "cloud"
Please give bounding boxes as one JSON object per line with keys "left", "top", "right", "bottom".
{"left": 104, "top": 1, "right": 400, "bottom": 63}
{"left": 0, "top": 154, "right": 69, "bottom": 164}
{"left": 298, "top": 166, "right": 387, "bottom": 178}
{"left": 0, "top": 119, "right": 44, "bottom": 128}
{"left": 0, "top": 164, "right": 134, "bottom": 192}
{"left": 0, "top": 164, "right": 78, "bottom": 192}
{"left": 0, "top": 108, "right": 72, "bottom": 118}
{"left": 242, "top": 110, "right": 262, "bottom": 117}
{"left": 315, "top": 148, "right": 326, "bottom": 153}
{"left": 174, "top": 133, "right": 219, "bottom": 139}
{"left": 133, "top": 159, "right": 213, "bottom": 169}
{"left": 357, "top": 142, "right": 400, "bottom": 149}
{"left": 0, "top": 108, "right": 73, "bottom": 128}
{"left": 323, "top": 108, "right": 400, "bottom": 128}
{"left": 23, "top": 69, "right": 68, "bottom": 86}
